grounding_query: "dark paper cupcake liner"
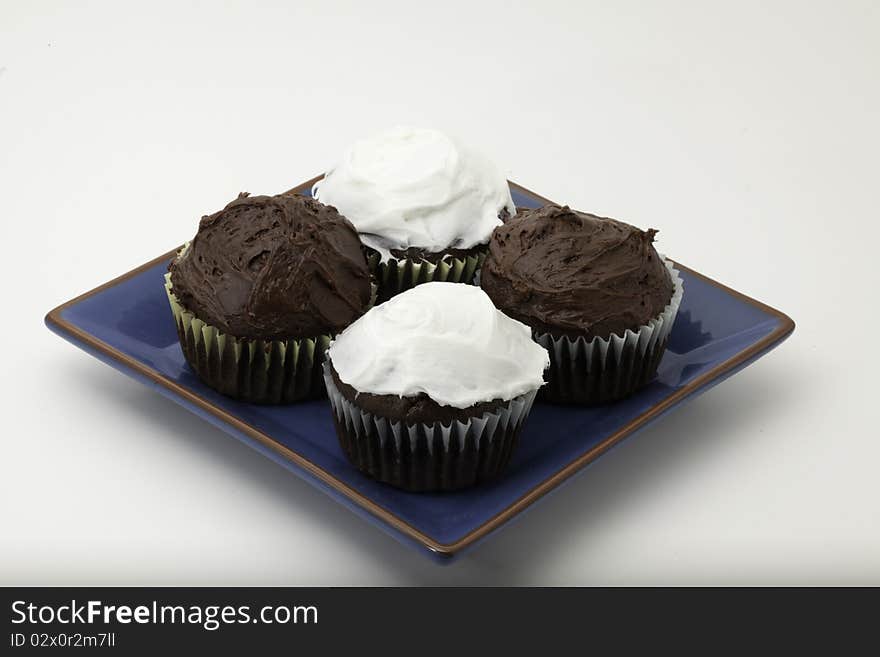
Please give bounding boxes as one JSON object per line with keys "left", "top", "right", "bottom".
{"left": 536, "top": 258, "right": 684, "bottom": 405}
{"left": 324, "top": 362, "right": 538, "bottom": 492}
{"left": 366, "top": 249, "right": 486, "bottom": 302}
{"left": 165, "top": 272, "right": 331, "bottom": 404}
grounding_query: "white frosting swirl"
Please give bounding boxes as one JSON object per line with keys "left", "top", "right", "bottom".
{"left": 327, "top": 282, "right": 549, "bottom": 409}
{"left": 313, "top": 126, "right": 515, "bottom": 262}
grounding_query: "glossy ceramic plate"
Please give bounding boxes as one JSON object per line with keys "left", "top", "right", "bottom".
{"left": 46, "top": 177, "right": 795, "bottom": 561}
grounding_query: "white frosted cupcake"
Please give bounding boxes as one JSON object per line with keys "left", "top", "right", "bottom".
{"left": 313, "top": 126, "right": 515, "bottom": 301}
{"left": 323, "top": 282, "right": 549, "bottom": 492}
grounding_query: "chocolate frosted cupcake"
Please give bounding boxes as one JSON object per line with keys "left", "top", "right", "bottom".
{"left": 313, "top": 126, "right": 515, "bottom": 301}
{"left": 166, "top": 192, "right": 373, "bottom": 403}
{"left": 324, "top": 282, "right": 549, "bottom": 492}
{"left": 481, "top": 205, "right": 684, "bottom": 404}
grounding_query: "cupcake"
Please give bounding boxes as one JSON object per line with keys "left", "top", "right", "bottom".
{"left": 166, "top": 192, "right": 373, "bottom": 403}
{"left": 324, "top": 282, "right": 549, "bottom": 492}
{"left": 480, "top": 205, "right": 684, "bottom": 404}
{"left": 312, "top": 126, "right": 515, "bottom": 301}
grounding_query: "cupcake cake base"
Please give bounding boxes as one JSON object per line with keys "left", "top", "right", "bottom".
{"left": 324, "top": 363, "right": 537, "bottom": 492}
{"left": 366, "top": 246, "right": 486, "bottom": 303}
{"left": 536, "top": 258, "right": 684, "bottom": 405}
{"left": 165, "top": 273, "right": 331, "bottom": 404}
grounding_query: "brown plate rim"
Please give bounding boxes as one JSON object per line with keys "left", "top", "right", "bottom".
{"left": 45, "top": 177, "right": 796, "bottom": 557}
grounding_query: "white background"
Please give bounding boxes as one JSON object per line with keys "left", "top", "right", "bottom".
{"left": 2, "top": 0, "right": 878, "bottom": 585}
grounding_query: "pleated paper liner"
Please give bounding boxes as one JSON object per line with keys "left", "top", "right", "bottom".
{"left": 366, "top": 248, "right": 486, "bottom": 302}
{"left": 165, "top": 272, "right": 332, "bottom": 404}
{"left": 324, "top": 362, "right": 538, "bottom": 492}
{"left": 536, "top": 257, "right": 685, "bottom": 405}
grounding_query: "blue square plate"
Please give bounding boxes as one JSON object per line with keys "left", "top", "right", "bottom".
{"left": 46, "top": 177, "right": 795, "bottom": 561}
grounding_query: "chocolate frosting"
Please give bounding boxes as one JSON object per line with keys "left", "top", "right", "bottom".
{"left": 480, "top": 205, "right": 673, "bottom": 340}
{"left": 169, "top": 193, "right": 372, "bottom": 340}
